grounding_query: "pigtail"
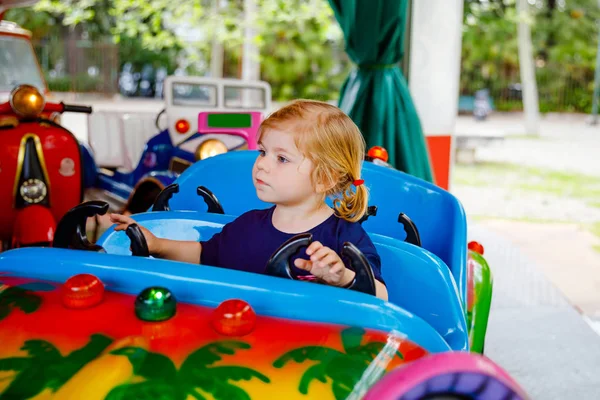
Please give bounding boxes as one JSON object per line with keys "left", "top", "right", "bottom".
{"left": 333, "top": 177, "right": 369, "bottom": 223}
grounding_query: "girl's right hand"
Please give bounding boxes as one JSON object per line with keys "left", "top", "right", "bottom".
{"left": 109, "top": 213, "right": 160, "bottom": 255}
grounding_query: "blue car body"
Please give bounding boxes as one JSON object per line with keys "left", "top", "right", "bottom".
{"left": 95, "top": 150, "right": 470, "bottom": 352}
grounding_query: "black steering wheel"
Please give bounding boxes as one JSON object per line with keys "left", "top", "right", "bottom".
{"left": 197, "top": 186, "right": 225, "bottom": 214}
{"left": 152, "top": 183, "right": 179, "bottom": 211}
{"left": 264, "top": 233, "right": 377, "bottom": 296}
{"left": 398, "top": 212, "right": 422, "bottom": 247}
{"left": 54, "top": 200, "right": 109, "bottom": 252}
{"left": 125, "top": 224, "right": 150, "bottom": 257}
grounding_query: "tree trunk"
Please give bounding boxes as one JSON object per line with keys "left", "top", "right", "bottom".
{"left": 241, "top": 0, "right": 259, "bottom": 81}
{"left": 517, "top": 0, "right": 540, "bottom": 135}
{"left": 210, "top": 0, "right": 224, "bottom": 78}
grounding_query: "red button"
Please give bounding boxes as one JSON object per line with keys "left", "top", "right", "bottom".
{"left": 468, "top": 241, "right": 485, "bottom": 255}
{"left": 61, "top": 274, "right": 104, "bottom": 309}
{"left": 211, "top": 299, "right": 256, "bottom": 336}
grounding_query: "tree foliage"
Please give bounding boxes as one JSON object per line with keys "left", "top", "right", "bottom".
{"left": 207, "top": 0, "right": 350, "bottom": 100}
{"left": 462, "top": 0, "right": 600, "bottom": 112}
{"left": 6, "top": 0, "right": 349, "bottom": 101}
{"left": 8, "top": 0, "right": 600, "bottom": 109}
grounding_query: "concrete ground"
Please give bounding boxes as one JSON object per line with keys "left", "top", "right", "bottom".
{"left": 471, "top": 223, "right": 600, "bottom": 399}
{"left": 454, "top": 112, "right": 600, "bottom": 320}
{"left": 454, "top": 112, "right": 600, "bottom": 398}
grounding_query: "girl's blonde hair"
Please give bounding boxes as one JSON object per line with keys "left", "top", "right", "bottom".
{"left": 258, "top": 99, "right": 368, "bottom": 223}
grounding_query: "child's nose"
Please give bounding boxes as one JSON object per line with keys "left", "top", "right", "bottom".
{"left": 256, "top": 155, "right": 270, "bottom": 172}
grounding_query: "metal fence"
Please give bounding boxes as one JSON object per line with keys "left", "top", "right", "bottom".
{"left": 459, "top": 60, "right": 595, "bottom": 114}
{"left": 33, "top": 37, "right": 119, "bottom": 96}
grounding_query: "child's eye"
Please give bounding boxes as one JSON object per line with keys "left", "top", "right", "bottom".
{"left": 277, "top": 155, "right": 289, "bottom": 163}
{"left": 258, "top": 149, "right": 265, "bottom": 157}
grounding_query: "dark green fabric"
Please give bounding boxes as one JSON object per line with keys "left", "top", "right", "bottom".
{"left": 329, "top": 0, "right": 434, "bottom": 183}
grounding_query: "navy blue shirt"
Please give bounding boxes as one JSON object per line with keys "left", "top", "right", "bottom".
{"left": 200, "top": 207, "right": 384, "bottom": 284}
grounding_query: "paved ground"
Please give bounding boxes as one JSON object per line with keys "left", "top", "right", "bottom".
{"left": 454, "top": 112, "right": 600, "bottom": 319}
{"left": 453, "top": 112, "right": 600, "bottom": 398}
{"left": 474, "top": 222, "right": 600, "bottom": 399}
{"left": 456, "top": 112, "right": 600, "bottom": 175}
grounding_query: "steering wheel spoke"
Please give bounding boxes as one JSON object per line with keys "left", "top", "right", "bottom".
{"left": 196, "top": 186, "right": 225, "bottom": 214}
{"left": 341, "top": 242, "right": 376, "bottom": 295}
{"left": 152, "top": 183, "right": 179, "bottom": 211}
{"left": 398, "top": 212, "right": 422, "bottom": 247}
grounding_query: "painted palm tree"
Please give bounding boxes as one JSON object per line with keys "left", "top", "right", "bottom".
{"left": 0, "top": 281, "right": 54, "bottom": 321}
{"left": 0, "top": 286, "right": 39, "bottom": 321}
{"left": 273, "top": 327, "right": 404, "bottom": 400}
{"left": 0, "top": 334, "right": 113, "bottom": 399}
{"left": 106, "top": 340, "right": 270, "bottom": 400}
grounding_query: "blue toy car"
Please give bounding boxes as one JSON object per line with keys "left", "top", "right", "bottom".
{"left": 0, "top": 151, "right": 522, "bottom": 399}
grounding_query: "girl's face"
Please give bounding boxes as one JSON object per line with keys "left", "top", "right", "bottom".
{"left": 252, "top": 128, "right": 320, "bottom": 207}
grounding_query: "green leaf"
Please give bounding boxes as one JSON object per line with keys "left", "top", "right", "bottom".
{"left": 137, "top": 352, "right": 178, "bottom": 383}
{"left": 181, "top": 341, "right": 251, "bottom": 371}
{"left": 21, "top": 340, "right": 61, "bottom": 362}
{"left": 111, "top": 347, "right": 177, "bottom": 383}
{"left": 332, "top": 381, "right": 352, "bottom": 400}
{"left": 0, "top": 287, "right": 42, "bottom": 315}
{"left": 298, "top": 363, "right": 328, "bottom": 395}
{"left": 352, "top": 342, "right": 387, "bottom": 359}
{"left": 0, "top": 357, "right": 30, "bottom": 372}
{"left": 0, "top": 364, "right": 47, "bottom": 400}
{"left": 208, "top": 380, "right": 253, "bottom": 400}
{"left": 208, "top": 366, "right": 270, "bottom": 384}
{"left": 325, "top": 359, "right": 365, "bottom": 390}
{"left": 105, "top": 381, "right": 179, "bottom": 400}
{"left": 340, "top": 327, "right": 365, "bottom": 353}
{"left": 65, "top": 334, "right": 113, "bottom": 364}
{"left": 273, "top": 346, "right": 344, "bottom": 368}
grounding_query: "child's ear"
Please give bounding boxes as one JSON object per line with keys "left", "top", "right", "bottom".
{"left": 315, "top": 173, "right": 338, "bottom": 194}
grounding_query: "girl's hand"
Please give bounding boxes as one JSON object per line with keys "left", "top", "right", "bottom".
{"left": 109, "top": 213, "right": 160, "bottom": 255}
{"left": 294, "top": 241, "right": 355, "bottom": 287}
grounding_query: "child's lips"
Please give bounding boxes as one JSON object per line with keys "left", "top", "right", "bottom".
{"left": 256, "top": 178, "right": 268, "bottom": 186}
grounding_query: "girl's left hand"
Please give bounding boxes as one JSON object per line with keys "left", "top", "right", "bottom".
{"left": 294, "top": 241, "right": 354, "bottom": 287}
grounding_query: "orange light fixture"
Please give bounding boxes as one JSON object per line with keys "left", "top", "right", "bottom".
{"left": 368, "top": 146, "right": 389, "bottom": 163}
{"left": 211, "top": 299, "right": 256, "bottom": 336}
{"left": 9, "top": 85, "right": 45, "bottom": 118}
{"left": 197, "top": 139, "right": 228, "bottom": 160}
{"left": 175, "top": 119, "right": 190, "bottom": 134}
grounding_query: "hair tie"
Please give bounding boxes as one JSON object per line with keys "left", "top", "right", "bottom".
{"left": 353, "top": 179, "right": 364, "bottom": 187}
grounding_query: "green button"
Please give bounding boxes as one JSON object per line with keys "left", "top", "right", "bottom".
{"left": 135, "top": 287, "right": 176, "bottom": 321}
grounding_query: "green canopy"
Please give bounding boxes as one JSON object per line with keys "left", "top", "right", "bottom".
{"left": 328, "top": 0, "right": 434, "bottom": 183}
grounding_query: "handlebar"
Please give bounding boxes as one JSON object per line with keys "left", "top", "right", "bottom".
{"left": 43, "top": 102, "right": 93, "bottom": 114}
{"left": 62, "top": 104, "right": 93, "bottom": 114}
{"left": 0, "top": 101, "right": 92, "bottom": 116}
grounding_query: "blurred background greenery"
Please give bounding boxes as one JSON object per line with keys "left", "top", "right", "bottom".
{"left": 6, "top": 0, "right": 600, "bottom": 112}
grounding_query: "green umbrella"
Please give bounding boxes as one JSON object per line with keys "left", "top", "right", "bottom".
{"left": 328, "top": 0, "right": 434, "bottom": 183}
